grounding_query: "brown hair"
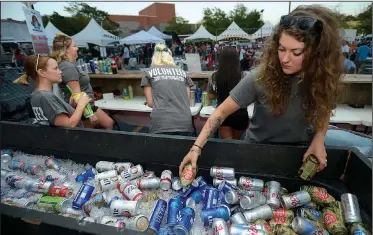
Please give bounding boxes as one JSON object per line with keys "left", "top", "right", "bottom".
{"left": 13, "top": 55, "right": 51, "bottom": 85}
{"left": 51, "top": 33, "right": 72, "bottom": 63}
{"left": 256, "top": 5, "right": 344, "bottom": 131}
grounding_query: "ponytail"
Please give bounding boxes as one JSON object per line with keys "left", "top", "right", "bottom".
{"left": 13, "top": 74, "right": 30, "bottom": 85}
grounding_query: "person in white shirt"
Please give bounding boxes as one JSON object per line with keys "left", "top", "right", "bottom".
{"left": 341, "top": 40, "right": 350, "bottom": 54}
{"left": 122, "top": 45, "right": 130, "bottom": 65}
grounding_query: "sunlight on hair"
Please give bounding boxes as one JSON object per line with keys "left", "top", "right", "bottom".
{"left": 13, "top": 74, "right": 29, "bottom": 85}
{"left": 151, "top": 43, "right": 176, "bottom": 67}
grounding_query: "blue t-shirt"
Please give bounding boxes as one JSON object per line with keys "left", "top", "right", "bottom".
{"left": 357, "top": 45, "right": 371, "bottom": 62}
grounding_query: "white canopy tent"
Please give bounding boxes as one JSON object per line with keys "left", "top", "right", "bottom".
{"left": 44, "top": 22, "right": 69, "bottom": 47}
{"left": 184, "top": 25, "right": 215, "bottom": 42}
{"left": 71, "top": 18, "right": 121, "bottom": 47}
{"left": 119, "top": 30, "right": 164, "bottom": 45}
{"left": 252, "top": 22, "right": 275, "bottom": 39}
{"left": 216, "top": 22, "right": 251, "bottom": 41}
{"left": 147, "top": 26, "right": 172, "bottom": 40}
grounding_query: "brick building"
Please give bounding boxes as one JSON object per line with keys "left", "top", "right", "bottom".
{"left": 107, "top": 3, "right": 176, "bottom": 37}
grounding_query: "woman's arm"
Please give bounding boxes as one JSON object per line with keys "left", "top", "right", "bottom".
{"left": 66, "top": 80, "right": 81, "bottom": 93}
{"left": 144, "top": 86, "right": 153, "bottom": 108}
{"left": 54, "top": 96, "right": 90, "bottom": 127}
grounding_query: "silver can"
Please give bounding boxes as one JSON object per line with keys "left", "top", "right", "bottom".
{"left": 99, "top": 176, "right": 120, "bottom": 192}
{"left": 213, "top": 178, "right": 237, "bottom": 187}
{"left": 5, "top": 173, "right": 29, "bottom": 189}
{"left": 230, "top": 212, "right": 248, "bottom": 224}
{"left": 160, "top": 170, "right": 173, "bottom": 190}
{"left": 109, "top": 199, "right": 139, "bottom": 217}
{"left": 133, "top": 177, "right": 160, "bottom": 189}
{"left": 266, "top": 181, "right": 281, "bottom": 209}
{"left": 291, "top": 216, "right": 319, "bottom": 234}
{"left": 225, "top": 190, "right": 240, "bottom": 205}
{"left": 229, "top": 224, "right": 269, "bottom": 235}
{"left": 238, "top": 189, "right": 263, "bottom": 198}
{"left": 243, "top": 204, "right": 273, "bottom": 222}
{"left": 102, "top": 189, "right": 123, "bottom": 204}
{"left": 240, "top": 194, "right": 266, "bottom": 210}
{"left": 95, "top": 170, "right": 117, "bottom": 181}
{"left": 212, "top": 218, "right": 229, "bottom": 235}
{"left": 172, "top": 177, "right": 182, "bottom": 191}
{"left": 281, "top": 190, "right": 311, "bottom": 209}
{"left": 24, "top": 179, "right": 53, "bottom": 194}
{"left": 238, "top": 177, "right": 264, "bottom": 191}
{"left": 120, "top": 165, "right": 144, "bottom": 181}
{"left": 210, "top": 166, "right": 235, "bottom": 179}
{"left": 96, "top": 161, "right": 115, "bottom": 172}
{"left": 1, "top": 149, "right": 12, "bottom": 165}
{"left": 341, "top": 193, "right": 362, "bottom": 223}
{"left": 115, "top": 215, "right": 150, "bottom": 232}
{"left": 44, "top": 169, "right": 67, "bottom": 185}
{"left": 114, "top": 162, "right": 133, "bottom": 174}
{"left": 118, "top": 183, "right": 145, "bottom": 202}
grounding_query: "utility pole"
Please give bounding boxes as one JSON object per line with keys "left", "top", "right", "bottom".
{"left": 288, "top": 2, "right": 291, "bottom": 13}
{"left": 260, "top": 9, "right": 264, "bottom": 43}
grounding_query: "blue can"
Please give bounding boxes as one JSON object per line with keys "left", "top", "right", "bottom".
{"left": 180, "top": 180, "right": 199, "bottom": 197}
{"left": 159, "top": 225, "right": 176, "bottom": 235}
{"left": 72, "top": 183, "right": 95, "bottom": 209}
{"left": 174, "top": 207, "right": 195, "bottom": 235}
{"left": 167, "top": 197, "right": 183, "bottom": 227}
{"left": 149, "top": 199, "right": 167, "bottom": 233}
{"left": 204, "top": 188, "right": 219, "bottom": 209}
{"left": 8, "top": 160, "right": 23, "bottom": 170}
{"left": 201, "top": 205, "right": 231, "bottom": 226}
{"left": 89, "top": 60, "right": 95, "bottom": 73}
{"left": 218, "top": 180, "right": 237, "bottom": 194}
{"left": 217, "top": 191, "right": 229, "bottom": 206}
{"left": 75, "top": 168, "right": 97, "bottom": 183}
{"left": 196, "top": 88, "right": 202, "bottom": 103}
{"left": 195, "top": 176, "right": 208, "bottom": 188}
{"left": 190, "top": 190, "right": 203, "bottom": 204}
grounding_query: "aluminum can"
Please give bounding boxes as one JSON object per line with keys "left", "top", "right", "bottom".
{"left": 118, "top": 183, "right": 145, "bottom": 202}
{"left": 37, "top": 196, "right": 72, "bottom": 213}
{"left": 180, "top": 180, "right": 199, "bottom": 197}
{"left": 230, "top": 212, "right": 248, "bottom": 224}
{"left": 229, "top": 224, "right": 269, "bottom": 235}
{"left": 167, "top": 196, "right": 183, "bottom": 226}
{"left": 82, "top": 193, "right": 106, "bottom": 215}
{"left": 96, "top": 161, "right": 115, "bottom": 172}
{"left": 114, "top": 162, "right": 133, "bottom": 174}
{"left": 22, "top": 163, "right": 41, "bottom": 175}
{"left": 1, "top": 169, "right": 9, "bottom": 178}
{"left": 180, "top": 163, "right": 196, "bottom": 187}
{"left": 143, "top": 171, "right": 155, "bottom": 178}
{"left": 281, "top": 190, "right": 311, "bottom": 209}
{"left": 94, "top": 61, "right": 100, "bottom": 74}
{"left": 302, "top": 202, "right": 320, "bottom": 210}
{"left": 4, "top": 197, "right": 33, "bottom": 207}
{"left": 115, "top": 215, "right": 149, "bottom": 232}
{"left": 8, "top": 160, "right": 24, "bottom": 171}
{"left": 95, "top": 170, "right": 117, "bottom": 181}
{"left": 133, "top": 177, "right": 160, "bottom": 189}
{"left": 72, "top": 183, "right": 95, "bottom": 209}
{"left": 120, "top": 165, "right": 144, "bottom": 181}
{"left": 49, "top": 186, "right": 74, "bottom": 198}
{"left": 322, "top": 207, "right": 348, "bottom": 235}
{"left": 149, "top": 199, "right": 168, "bottom": 233}
{"left": 349, "top": 223, "right": 371, "bottom": 235}
{"left": 292, "top": 216, "right": 318, "bottom": 234}
{"left": 243, "top": 204, "right": 273, "bottom": 222}
{"left": 238, "top": 177, "right": 264, "bottom": 191}
{"left": 5, "top": 173, "right": 28, "bottom": 189}
{"left": 269, "top": 216, "right": 292, "bottom": 228}
{"left": 341, "top": 193, "right": 362, "bottom": 223}
{"left": 45, "top": 156, "right": 60, "bottom": 170}
{"left": 296, "top": 208, "right": 323, "bottom": 223}
{"left": 160, "top": 170, "right": 172, "bottom": 190}
{"left": 102, "top": 189, "right": 122, "bottom": 205}
{"left": 273, "top": 224, "right": 298, "bottom": 235}
{"left": 159, "top": 225, "right": 176, "bottom": 235}
{"left": 266, "top": 181, "right": 281, "bottom": 209}
{"left": 190, "top": 90, "right": 196, "bottom": 107}
{"left": 300, "top": 185, "right": 335, "bottom": 207}
{"left": 190, "top": 190, "right": 203, "bottom": 204}
{"left": 218, "top": 180, "right": 238, "bottom": 194}
{"left": 195, "top": 176, "right": 208, "bottom": 188}
{"left": 212, "top": 218, "right": 229, "bottom": 235}
{"left": 172, "top": 177, "right": 182, "bottom": 191}
{"left": 1, "top": 186, "right": 14, "bottom": 197}
{"left": 173, "top": 207, "right": 195, "bottom": 235}
{"left": 298, "top": 154, "right": 319, "bottom": 181}
{"left": 273, "top": 208, "right": 295, "bottom": 219}
{"left": 13, "top": 188, "right": 43, "bottom": 203}
{"left": 99, "top": 176, "right": 120, "bottom": 192}
{"left": 225, "top": 190, "right": 240, "bottom": 205}
{"left": 213, "top": 178, "right": 237, "bottom": 187}
{"left": 210, "top": 166, "right": 235, "bottom": 179}
{"left": 1, "top": 149, "right": 13, "bottom": 164}
{"left": 75, "top": 168, "right": 97, "bottom": 183}
{"left": 109, "top": 199, "right": 139, "bottom": 217}
{"left": 254, "top": 219, "right": 274, "bottom": 233}
{"left": 24, "top": 179, "right": 53, "bottom": 194}
{"left": 240, "top": 194, "right": 266, "bottom": 210}
{"left": 204, "top": 188, "right": 220, "bottom": 209}
{"left": 44, "top": 169, "right": 67, "bottom": 185}
{"left": 238, "top": 189, "right": 264, "bottom": 198}
{"left": 201, "top": 205, "right": 230, "bottom": 226}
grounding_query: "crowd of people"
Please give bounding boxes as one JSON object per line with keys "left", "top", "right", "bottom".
{"left": 341, "top": 40, "right": 372, "bottom": 74}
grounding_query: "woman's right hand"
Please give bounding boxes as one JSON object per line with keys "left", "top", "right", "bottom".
{"left": 77, "top": 94, "right": 91, "bottom": 108}
{"left": 179, "top": 148, "right": 200, "bottom": 176}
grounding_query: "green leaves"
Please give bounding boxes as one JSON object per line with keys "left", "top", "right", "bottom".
{"left": 165, "top": 16, "right": 193, "bottom": 35}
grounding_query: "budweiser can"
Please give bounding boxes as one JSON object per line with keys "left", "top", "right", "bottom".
{"left": 212, "top": 218, "right": 229, "bottom": 235}
{"left": 99, "top": 176, "right": 120, "bottom": 192}
{"left": 238, "top": 177, "right": 264, "bottom": 191}
{"left": 172, "top": 177, "right": 182, "bottom": 191}
{"left": 281, "top": 190, "right": 311, "bottom": 209}
{"left": 240, "top": 194, "right": 266, "bottom": 210}
{"left": 213, "top": 178, "right": 237, "bottom": 187}
{"left": 49, "top": 186, "right": 74, "bottom": 198}
{"left": 230, "top": 212, "right": 248, "bottom": 224}
{"left": 44, "top": 169, "right": 67, "bottom": 185}
{"left": 210, "top": 167, "right": 235, "bottom": 179}
{"left": 118, "top": 183, "right": 145, "bottom": 202}
{"left": 160, "top": 170, "right": 172, "bottom": 190}
{"left": 225, "top": 190, "right": 240, "bottom": 205}
{"left": 243, "top": 204, "right": 273, "bottom": 222}
{"left": 120, "top": 165, "right": 144, "bottom": 181}
{"left": 109, "top": 199, "right": 139, "bottom": 217}
{"left": 266, "top": 181, "right": 281, "bottom": 209}
{"left": 341, "top": 193, "right": 362, "bottom": 223}
{"left": 24, "top": 179, "right": 53, "bottom": 194}
{"left": 96, "top": 161, "right": 115, "bottom": 172}
{"left": 114, "top": 162, "right": 133, "bottom": 174}
{"left": 114, "top": 215, "right": 149, "bottom": 232}
{"left": 95, "top": 170, "right": 117, "bottom": 181}
{"left": 132, "top": 177, "right": 160, "bottom": 189}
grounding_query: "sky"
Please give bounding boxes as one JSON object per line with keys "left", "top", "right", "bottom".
{"left": 1, "top": 1, "right": 371, "bottom": 25}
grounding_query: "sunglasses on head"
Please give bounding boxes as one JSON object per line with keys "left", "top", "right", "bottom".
{"left": 280, "top": 15, "right": 323, "bottom": 34}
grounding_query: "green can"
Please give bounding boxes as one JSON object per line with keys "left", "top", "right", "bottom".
{"left": 298, "top": 154, "right": 319, "bottom": 180}
{"left": 37, "top": 196, "right": 72, "bottom": 213}
{"left": 202, "top": 91, "right": 209, "bottom": 107}
{"left": 273, "top": 224, "right": 298, "bottom": 235}
{"left": 322, "top": 207, "right": 348, "bottom": 235}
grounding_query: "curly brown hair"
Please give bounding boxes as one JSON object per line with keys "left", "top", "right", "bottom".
{"left": 51, "top": 33, "right": 73, "bottom": 63}
{"left": 256, "top": 5, "right": 344, "bottom": 131}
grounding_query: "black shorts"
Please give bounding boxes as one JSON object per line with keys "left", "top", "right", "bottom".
{"left": 221, "top": 109, "right": 249, "bottom": 131}
{"left": 82, "top": 105, "right": 98, "bottom": 120}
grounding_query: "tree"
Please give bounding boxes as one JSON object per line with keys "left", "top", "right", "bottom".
{"left": 356, "top": 4, "right": 372, "bottom": 35}
{"left": 228, "top": 4, "right": 263, "bottom": 34}
{"left": 165, "top": 16, "right": 193, "bottom": 35}
{"left": 202, "top": 7, "right": 230, "bottom": 35}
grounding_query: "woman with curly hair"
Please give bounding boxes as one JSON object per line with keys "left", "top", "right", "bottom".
{"left": 179, "top": 5, "right": 371, "bottom": 175}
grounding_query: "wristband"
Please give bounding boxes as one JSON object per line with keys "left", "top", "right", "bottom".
{"left": 193, "top": 144, "right": 203, "bottom": 150}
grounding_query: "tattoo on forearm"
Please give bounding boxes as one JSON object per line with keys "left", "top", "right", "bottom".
{"left": 205, "top": 117, "right": 222, "bottom": 137}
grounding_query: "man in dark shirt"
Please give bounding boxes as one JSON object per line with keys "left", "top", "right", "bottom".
{"left": 240, "top": 52, "right": 251, "bottom": 71}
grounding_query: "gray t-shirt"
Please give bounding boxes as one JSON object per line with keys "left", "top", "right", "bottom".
{"left": 230, "top": 69, "right": 314, "bottom": 143}
{"left": 58, "top": 60, "right": 94, "bottom": 106}
{"left": 141, "top": 65, "right": 195, "bottom": 134}
{"left": 30, "top": 90, "right": 84, "bottom": 128}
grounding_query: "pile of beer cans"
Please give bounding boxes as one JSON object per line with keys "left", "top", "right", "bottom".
{"left": 1, "top": 149, "right": 371, "bottom": 235}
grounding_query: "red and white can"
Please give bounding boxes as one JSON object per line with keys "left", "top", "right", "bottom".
{"left": 132, "top": 177, "right": 160, "bottom": 189}
{"left": 238, "top": 177, "right": 264, "bottom": 191}
{"left": 113, "top": 215, "right": 149, "bottom": 232}
{"left": 44, "top": 169, "right": 67, "bottom": 185}
{"left": 95, "top": 170, "right": 117, "bottom": 181}
{"left": 114, "top": 162, "right": 133, "bottom": 174}
{"left": 99, "top": 176, "right": 120, "bottom": 192}
{"left": 49, "top": 186, "right": 74, "bottom": 198}
{"left": 120, "top": 165, "right": 144, "bottom": 181}
{"left": 118, "top": 183, "right": 145, "bottom": 202}
{"left": 96, "top": 161, "right": 115, "bottom": 172}
{"left": 109, "top": 199, "right": 139, "bottom": 217}
{"left": 210, "top": 167, "right": 235, "bottom": 179}
{"left": 160, "top": 170, "right": 172, "bottom": 190}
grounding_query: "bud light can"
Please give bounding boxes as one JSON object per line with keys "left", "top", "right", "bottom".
{"left": 167, "top": 197, "right": 183, "bottom": 227}
{"left": 195, "top": 176, "right": 208, "bottom": 188}
{"left": 204, "top": 188, "right": 220, "bottom": 209}
{"left": 174, "top": 207, "right": 195, "bottom": 235}
{"left": 75, "top": 168, "right": 97, "bottom": 183}
{"left": 72, "top": 183, "right": 95, "bottom": 209}
{"left": 218, "top": 180, "right": 238, "bottom": 194}
{"left": 201, "top": 205, "right": 231, "bottom": 226}
{"left": 180, "top": 180, "right": 199, "bottom": 197}
{"left": 148, "top": 199, "right": 167, "bottom": 233}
